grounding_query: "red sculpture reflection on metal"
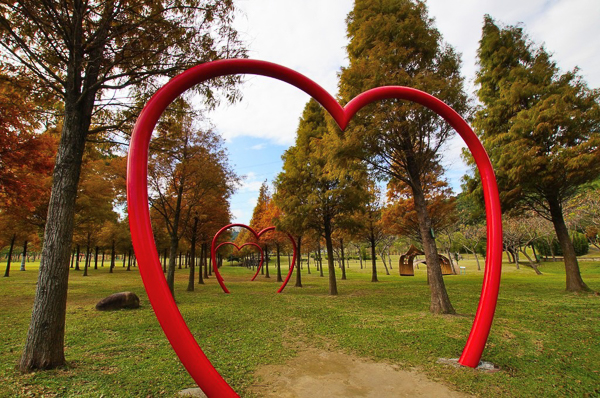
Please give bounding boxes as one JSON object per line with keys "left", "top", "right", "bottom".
{"left": 210, "top": 223, "right": 297, "bottom": 293}
{"left": 213, "top": 241, "right": 264, "bottom": 281}
{"left": 127, "top": 59, "right": 503, "bottom": 397}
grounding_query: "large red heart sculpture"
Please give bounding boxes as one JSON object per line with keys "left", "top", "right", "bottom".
{"left": 210, "top": 223, "right": 297, "bottom": 293}
{"left": 127, "top": 59, "right": 502, "bottom": 397}
{"left": 213, "top": 241, "right": 265, "bottom": 281}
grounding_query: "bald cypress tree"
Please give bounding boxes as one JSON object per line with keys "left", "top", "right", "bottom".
{"left": 470, "top": 16, "right": 600, "bottom": 292}
{"left": 274, "top": 99, "right": 368, "bottom": 295}
{"left": 338, "top": 0, "right": 467, "bottom": 314}
{"left": 3, "top": 0, "right": 246, "bottom": 372}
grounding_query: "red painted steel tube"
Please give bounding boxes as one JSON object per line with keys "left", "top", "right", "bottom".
{"left": 213, "top": 241, "right": 264, "bottom": 281}
{"left": 127, "top": 59, "right": 502, "bottom": 396}
{"left": 210, "top": 224, "right": 297, "bottom": 293}
{"left": 277, "top": 232, "right": 298, "bottom": 293}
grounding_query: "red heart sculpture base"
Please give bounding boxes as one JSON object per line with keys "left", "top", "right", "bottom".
{"left": 127, "top": 59, "right": 502, "bottom": 397}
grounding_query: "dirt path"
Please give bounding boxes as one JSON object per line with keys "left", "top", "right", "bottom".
{"left": 249, "top": 348, "right": 473, "bottom": 398}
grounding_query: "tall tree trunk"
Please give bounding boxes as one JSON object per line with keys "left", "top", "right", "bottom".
{"left": 548, "top": 196, "right": 590, "bottom": 291}
{"left": 204, "top": 243, "right": 209, "bottom": 279}
{"left": 70, "top": 250, "right": 75, "bottom": 269}
{"left": 101, "top": 251, "right": 105, "bottom": 267}
{"left": 318, "top": 241, "right": 324, "bottom": 277}
{"left": 358, "top": 246, "right": 363, "bottom": 269}
{"left": 264, "top": 244, "right": 270, "bottom": 278}
{"left": 3, "top": 234, "right": 16, "bottom": 277}
{"left": 324, "top": 219, "right": 337, "bottom": 295}
{"left": 198, "top": 243, "right": 204, "bottom": 285}
{"left": 75, "top": 244, "right": 80, "bottom": 271}
{"left": 20, "top": 240, "right": 28, "bottom": 271}
{"left": 83, "top": 232, "right": 91, "bottom": 276}
{"left": 370, "top": 232, "right": 378, "bottom": 282}
{"left": 110, "top": 240, "right": 115, "bottom": 273}
{"left": 474, "top": 251, "right": 481, "bottom": 271}
{"left": 315, "top": 248, "right": 321, "bottom": 272}
{"left": 94, "top": 246, "right": 99, "bottom": 269}
{"left": 295, "top": 236, "right": 302, "bottom": 288}
{"left": 163, "top": 248, "right": 167, "bottom": 273}
{"left": 178, "top": 251, "right": 182, "bottom": 269}
{"left": 410, "top": 175, "right": 455, "bottom": 315}
{"left": 340, "top": 238, "right": 346, "bottom": 280}
{"left": 127, "top": 248, "right": 132, "bottom": 271}
{"left": 167, "top": 237, "right": 179, "bottom": 295}
{"left": 276, "top": 243, "right": 282, "bottom": 282}
{"left": 307, "top": 251, "right": 311, "bottom": 274}
{"left": 187, "top": 217, "right": 198, "bottom": 292}
{"left": 19, "top": 85, "right": 94, "bottom": 371}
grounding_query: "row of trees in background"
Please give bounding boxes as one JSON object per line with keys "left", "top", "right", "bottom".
{"left": 231, "top": 175, "right": 597, "bottom": 286}
{"left": 0, "top": 97, "right": 240, "bottom": 287}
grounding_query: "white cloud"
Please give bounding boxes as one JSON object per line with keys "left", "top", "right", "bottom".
{"left": 237, "top": 171, "right": 264, "bottom": 193}
{"left": 250, "top": 143, "right": 266, "bottom": 150}
{"left": 231, "top": 208, "right": 244, "bottom": 222}
{"left": 209, "top": 0, "right": 353, "bottom": 146}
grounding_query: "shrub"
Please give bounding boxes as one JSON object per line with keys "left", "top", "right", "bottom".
{"left": 535, "top": 232, "right": 589, "bottom": 257}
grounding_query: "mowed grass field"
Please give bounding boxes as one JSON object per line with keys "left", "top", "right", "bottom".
{"left": 1, "top": 253, "right": 599, "bottom": 397}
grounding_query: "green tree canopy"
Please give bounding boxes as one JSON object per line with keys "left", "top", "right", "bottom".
{"left": 274, "top": 99, "right": 368, "bottom": 295}
{"left": 337, "top": 0, "right": 467, "bottom": 314}
{"left": 466, "top": 15, "right": 600, "bottom": 292}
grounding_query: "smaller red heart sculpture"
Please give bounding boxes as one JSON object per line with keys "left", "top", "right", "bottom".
{"left": 211, "top": 224, "right": 297, "bottom": 293}
{"left": 213, "top": 241, "right": 264, "bottom": 281}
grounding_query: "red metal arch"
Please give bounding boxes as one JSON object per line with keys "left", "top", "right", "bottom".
{"left": 127, "top": 59, "right": 503, "bottom": 396}
{"left": 210, "top": 223, "right": 297, "bottom": 293}
{"left": 213, "top": 241, "right": 264, "bottom": 281}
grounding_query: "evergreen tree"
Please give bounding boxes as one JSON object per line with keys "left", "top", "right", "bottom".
{"left": 338, "top": 0, "right": 467, "bottom": 313}
{"left": 468, "top": 15, "right": 600, "bottom": 292}
{"left": 274, "top": 99, "right": 368, "bottom": 295}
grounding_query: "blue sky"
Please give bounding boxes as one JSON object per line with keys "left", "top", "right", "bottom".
{"left": 207, "top": 0, "right": 600, "bottom": 225}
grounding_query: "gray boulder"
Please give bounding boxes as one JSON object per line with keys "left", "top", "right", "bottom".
{"left": 95, "top": 292, "right": 140, "bottom": 311}
{"left": 178, "top": 388, "right": 207, "bottom": 397}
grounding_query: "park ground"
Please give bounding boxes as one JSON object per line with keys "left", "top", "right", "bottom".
{"left": 1, "top": 253, "right": 599, "bottom": 397}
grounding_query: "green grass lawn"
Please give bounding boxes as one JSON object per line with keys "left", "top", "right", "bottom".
{"left": 1, "top": 256, "right": 599, "bottom": 397}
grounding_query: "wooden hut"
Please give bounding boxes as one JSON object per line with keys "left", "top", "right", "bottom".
{"left": 399, "top": 245, "right": 454, "bottom": 276}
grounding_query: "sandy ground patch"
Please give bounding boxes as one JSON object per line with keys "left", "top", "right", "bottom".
{"left": 250, "top": 348, "right": 473, "bottom": 398}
